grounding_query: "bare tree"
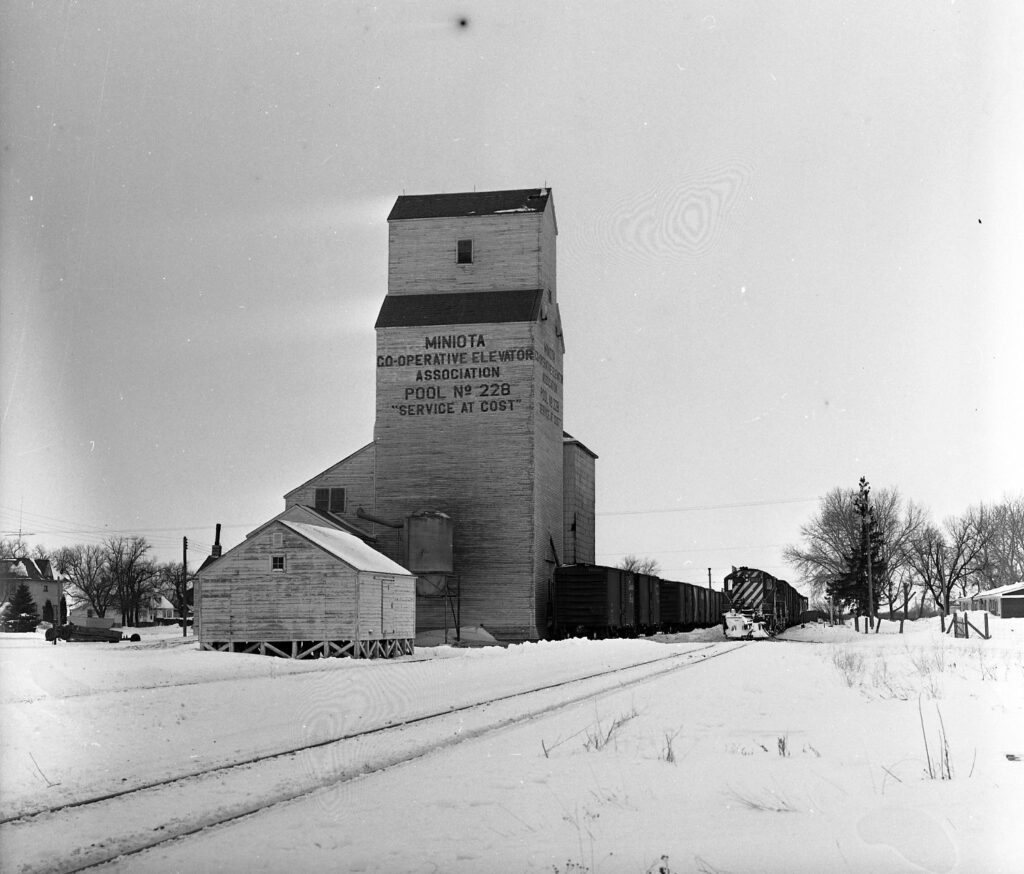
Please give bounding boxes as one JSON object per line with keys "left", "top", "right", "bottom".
{"left": 0, "top": 536, "right": 30, "bottom": 559}
{"left": 784, "top": 486, "right": 925, "bottom": 613}
{"left": 783, "top": 488, "right": 860, "bottom": 601}
{"left": 875, "top": 499, "right": 929, "bottom": 618}
{"left": 105, "top": 536, "right": 158, "bottom": 626}
{"left": 54, "top": 544, "right": 115, "bottom": 618}
{"left": 973, "top": 496, "right": 1024, "bottom": 589}
{"left": 904, "top": 507, "right": 991, "bottom": 615}
{"left": 619, "top": 554, "right": 661, "bottom": 577}
{"left": 156, "top": 561, "right": 192, "bottom": 636}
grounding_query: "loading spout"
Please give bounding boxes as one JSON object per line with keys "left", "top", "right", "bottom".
{"left": 356, "top": 507, "right": 404, "bottom": 529}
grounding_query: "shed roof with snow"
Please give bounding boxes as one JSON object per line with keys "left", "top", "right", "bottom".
{"left": 279, "top": 520, "right": 410, "bottom": 575}
{"left": 970, "top": 581, "right": 1024, "bottom": 599}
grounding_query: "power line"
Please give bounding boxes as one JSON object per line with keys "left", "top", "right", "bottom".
{"left": 596, "top": 497, "right": 820, "bottom": 517}
{"left": 660, "top": 565, "right": 799, "bottom": 580}
{"left": 0, "top": 505, "right": 236, "bottom": 538}
{"left": 597, "top": 543, "right": 786, "bottom": 557}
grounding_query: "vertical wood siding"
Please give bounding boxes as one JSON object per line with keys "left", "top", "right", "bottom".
{"left": 532, "top": 314, "right": 564, "bottom": 636}
{"left": 563, "top": 444, "right": 596, "bottom": 565}
{"left": 283, "top": 444, "right": 378, "bottom": 533}
{"left": 351, "top": 195, "right": 563, "bottom": 640}
{"left": 195, "top": 522, "right": 415, "bottom": 642}
{"left": 388, "top": 215, "right": 545, "bottom": 295}
{"left": 374, "top": 319, "right": 554, "bottom": 639}
{"left": 538, "top": 205, "right": 558, "bottom": 302}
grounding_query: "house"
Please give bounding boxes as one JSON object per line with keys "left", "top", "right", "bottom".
{"left": 965, "top": 581, "right": 1024, "bottom": 618}
{"left": 194, "top": 504, "right": 416, "bottom": 659}
{"left": 0, "top": 557, "right": 64, "bottom": 623}
{"left": 66, "top": 593, "right": 176, "bottom": 627}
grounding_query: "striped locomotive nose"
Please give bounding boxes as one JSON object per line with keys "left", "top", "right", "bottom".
{"left": 731, "top": 579, "right": 765, "bottom": 610}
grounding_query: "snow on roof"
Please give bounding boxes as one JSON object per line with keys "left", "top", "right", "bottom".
{"left": 280, "top": 521, "right": 412, "bottom": 576}
{"left": 247, "top": 503, "right": 373, "bottom": 542}
{"left": 971, "top": 581, "right": 1024, "bottom": 598}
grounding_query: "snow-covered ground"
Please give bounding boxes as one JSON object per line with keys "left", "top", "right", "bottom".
{"left": 1, "top": 615, "right": 1022, "bottom": 873}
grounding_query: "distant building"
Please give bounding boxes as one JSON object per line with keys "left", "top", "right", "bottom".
{"left": 66, "top": 593, "right": 175, "bottom": 627}
{"left": 963, "top": 581, "right": 1024, "bottom": 619}
{"left": 0, "top": 557, "right": 64, "bottom": 623}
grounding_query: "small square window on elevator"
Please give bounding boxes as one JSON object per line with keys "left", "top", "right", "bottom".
{"left": 457, "top": 239, "right": 473, "bottom": 264}
{"left": 271, "top": 556, "right": 285, "bottom": 571}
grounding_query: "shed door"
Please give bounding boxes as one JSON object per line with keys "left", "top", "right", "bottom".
{"left": 381, "top": 577, "right": 398, "bottom": 637}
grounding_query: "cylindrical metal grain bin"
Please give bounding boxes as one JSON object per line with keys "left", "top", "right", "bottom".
{"left": 404, "top": 510, "right": 454, "bottom": 575}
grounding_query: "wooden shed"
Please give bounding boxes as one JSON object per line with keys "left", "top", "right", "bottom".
{"left": 195, "top": 506, "right": 416, "bottom": 659}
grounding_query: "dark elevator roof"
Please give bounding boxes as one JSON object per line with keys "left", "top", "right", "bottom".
{"left": 388, "top": 189, "right": 550, "bottom": 221}
{"left": 376, "top": 290, "right": 543, "bottom": 328}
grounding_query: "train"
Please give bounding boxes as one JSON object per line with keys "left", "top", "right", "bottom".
{"left": 722, "top": 566, "right": 807, "bottom": 637}
{"left": 551, "top": 564, "right": 808, "bottom": 640}
{"left": 551, "top": 564, "right": 731, "bottom": 638}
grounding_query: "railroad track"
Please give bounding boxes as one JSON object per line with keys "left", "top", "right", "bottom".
{"left": 1, "top": 653, "right": 438, "bottom": 706}
{"left": 2, "top": 641, "right": 746, "bottom": 874}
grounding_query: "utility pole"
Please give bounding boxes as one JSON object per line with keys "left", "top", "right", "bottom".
{"left": 856, "top": 477, "right": 874, "bottom": 628}
{"left": 182, "top": 536, "right": 188, "bottom": 638}
{"left": 707, "top": 567, "right": 712, "bottom": 589}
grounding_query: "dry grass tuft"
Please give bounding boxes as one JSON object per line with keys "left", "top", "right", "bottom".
{"left": 830, "top": 647, "right": 865, "bottom": 686}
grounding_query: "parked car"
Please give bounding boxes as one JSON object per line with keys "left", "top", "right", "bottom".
{"left": 2, "top": 614, "right": 40, "bottom": 633}
{"left": 46, "top": 622, "right": 134, "bottom": 643}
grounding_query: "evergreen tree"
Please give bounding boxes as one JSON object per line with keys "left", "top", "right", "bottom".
{"left": 828, "top": 517, "right": 885, "bottom": 614}
{"left": 9, "top": 583, "right": 39, "bottom": 619}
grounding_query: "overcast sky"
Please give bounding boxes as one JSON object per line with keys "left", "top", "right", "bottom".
{"left": 3, "top": 1, "right": 1022, "bottom": 588}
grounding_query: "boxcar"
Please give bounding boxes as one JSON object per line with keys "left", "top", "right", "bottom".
{"left": 634, "top": 572, "right": 661, "bottom": 633}
{"left": 658, "top": 580, "right": 683, "bottom": 631}
{"left": 697, "top": 586, "right": 710, "bottom": 625}
{"left": 553, "top": 564, "right": 636, "bottom": 637}
{"left": 554, "top": 565, "right": 731, "bottom": 638}
{"left": 659, "top": 580, "right": 697, "bottom": 631}
{"left": 656, "top": 579, "right": 728, "bottom": 632}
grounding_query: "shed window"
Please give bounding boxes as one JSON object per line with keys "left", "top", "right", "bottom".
{"left": 315, "top": 487, "right": 346, "bottom": 514}
{"left": 457, "top": 239, "right": 473, "bottom": 264}
{"left": 271, "top": 556, "right": 285, "bottom": 571}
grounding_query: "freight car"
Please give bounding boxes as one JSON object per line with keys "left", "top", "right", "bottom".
{"left": 551, "top": 564, "right": 640, "bottom": 638}
{"left": 551, "top": 564, "right": 728, "bottom": 638}
{"left": 722, "top": 567, "right": 807, "bottom": 636}
{"left": 658, "top": 577, "right": 730, "bottom": 633}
